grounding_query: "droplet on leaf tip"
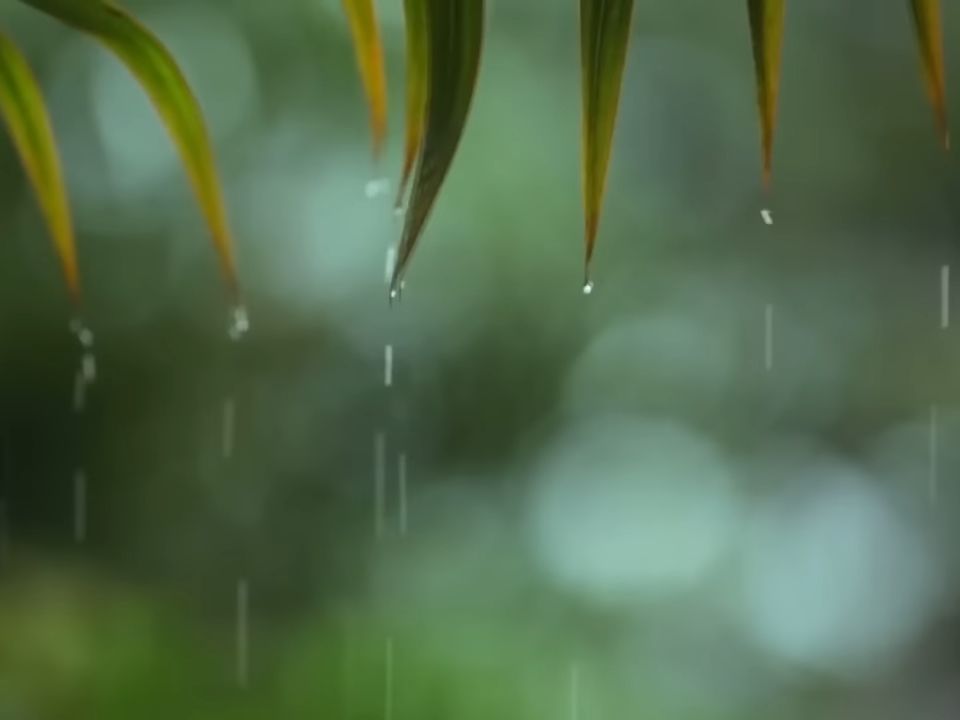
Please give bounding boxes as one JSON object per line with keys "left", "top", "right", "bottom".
{"left": 582, "top": 280, "right": 595, "bottom": 296}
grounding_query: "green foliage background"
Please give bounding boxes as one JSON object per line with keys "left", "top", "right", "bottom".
{"left": 1, "top": 1, "right": 959, "bottom": 717}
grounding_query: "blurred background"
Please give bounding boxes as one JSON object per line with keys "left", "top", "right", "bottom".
{"left": 1, "top": 0, "right": 960, "bottom": 717}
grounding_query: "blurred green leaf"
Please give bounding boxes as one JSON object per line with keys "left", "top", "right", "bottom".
{"left": 747, "top": 0, "right": 785, "bottom": 187}
{"left": 342, "top": 0, "right": 388, "bottom": 161}
{"left": 22, "top": 0, "right": 241, "bottom": 302}
{"left": 910, "top": 0, "right": 950, "bottom": 149}
{"left": 397, "top": 0, "right": 428, "bottom": 210}
{"left": 580, "top": 0, "right": 634, "bottom": 280}
{"left": 391, "top": 0, "right": 485, "bottom": 294}
{"left": 0, "top": 30, "right": 80, "bottom": 304}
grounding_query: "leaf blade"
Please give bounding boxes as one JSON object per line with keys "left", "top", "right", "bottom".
{"left": 391, "top": 0, "right": 485, "bottom": 293}
{"left": 397, "top": 0, "right": 428, "bottom": 209}
{"left": 910, "top": 0, "right": 950, "bottom": 149}
{"left": 342, "top": 0, "right": 389, "bottom": 161}
{"left": 747, "top": 0, "right": 785, "bottom": 187}
{"left": 580, "top": 0, "right": 634, "bottom": 276}
{"left": 24, "top": 0, "right": 240, "bottom": 301}
{"left": 0, "top": 30, "right": 80, "bottom": 303}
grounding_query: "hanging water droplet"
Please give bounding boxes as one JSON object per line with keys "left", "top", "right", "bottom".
{"left": 365, "top": 178, "right": 390, "bottom": 199}
{"left": 761, "top": 208, "right": 774, "bottom": 226}
{"left": 393, "top": 204, "right": 406, "bottom": 218}
{"left": 582, "top": 280, "right": 595, "bottom": 296}
{"left": 388, "top": 280, "right": 406, "bottom": 306}
{"left": 228, "top": 305, "right": 250, "bottom": 341}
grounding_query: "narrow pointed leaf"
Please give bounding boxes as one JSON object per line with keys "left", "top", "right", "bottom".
{"left": 342, "top": 0, "right": 389, "bottom": 161}
{"left": 747, "top": 0, "right": 785, "bottom": 187}
{"left": 580, "top": 0, "right": 634, "bottom": 276}
{"left": 0, "top": 30, "right": 80, "bottom": 303}
{"left": 396, "top": 0, "right": 428, "bottom": 209}
{"left": 391, "top": 0, "right": 484, "bottom": 292}
{"left": 909, "top": 0, "right": 950, "bottom": 148}
{"left": 23, "top": 0, "right": 240, "bottom": 300}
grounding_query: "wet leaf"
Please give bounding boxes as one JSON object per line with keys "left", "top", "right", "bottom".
{"left": 342, "top": 0, "right": 388, "bottom": 161}
{"left": 396, "top": 0, "right": 428, "bottom": 209}
{"left": 909, "top": 0, "right": 950, "bottom": 149}
{"left": 0, "top": 30, "right": 80, "bottom": 303}
{"left": 747, "top": 0, "right": 785, "bottom": 187}
{"left": 23, "top": 0, "right": 240, "bottom": 301}
{"left": 580, "top": 0, "right": 634, "bottom": 278}
{"left": 391, "top": 0, "right": 484, "bottom": 294}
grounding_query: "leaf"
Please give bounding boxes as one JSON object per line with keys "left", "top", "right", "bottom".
{"left": 0, "top": 30, "right": 80, "bottom": 303}
{"left": 22, "top": 0, "right": 240, "bottom": 301}
{"left": 342, "top": 0, "right": 389, "bottom": 161}
{"left": 909, "top": 0, "right": 950, "bottom": 149}
{"left": 391, "top": 0, "right": 484, "bottom": 294}
{"left": 396, "top": 0, "right": 428, "bottom": 209}
{"left": 580, "top": 0, "right": 634, "bottom": 280}
{"left": 747, "top": 0, "right": 785, "bottom": 187}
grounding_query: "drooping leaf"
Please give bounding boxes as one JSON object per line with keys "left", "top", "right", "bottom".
{"left": 0, "top": 30, "right": 80, "bottom": 303}
{"left": 909, "top": 0, "right": 950, "bottom": 149}
{"left": 391, "top": 0, "right": 484, "bottom": 294}
{"left": 580, "top": 0, "right": 634, "bottom": 280}
{"left": 747, "top": 0, "right": 785, "bottom": 187}
{"left": 396, "top": 0, "right": 428, "bottom": 209}
{"left": 342, "top": 0, "right": 388, "bottom": 161}
{"left": 23, "top": 0, "right": 240, "bottom": 301}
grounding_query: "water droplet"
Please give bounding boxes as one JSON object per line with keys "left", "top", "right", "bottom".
{"left": 393, "top": 204, "right": 406, "bottom": 218}
{"left": 81, "top": 352, "right": 97, "bottom": 383}
{"left": 364, "top": 178, "right": 390, "bottom": 199}
{"left": 582, "top": 280, "right": 595, "bottom": 296}
{"left": 228, "top": 305, "right": 250, "bottom": 341}
{"left": 68, "top": 317, "right": 95, "bottom": 349}
{"left": 388, "top": 280, "right": 406, "bottom": 306}
{"left": 761, "top": 208, "right": 774, "bottom": 226}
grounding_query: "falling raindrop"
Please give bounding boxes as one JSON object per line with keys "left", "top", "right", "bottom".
{"left": 228, "top": 305, "right": 250, "bottom": 341}
{"left": 69, "top": 317, "right": 95, "bottom": 349}
{"left": 365, "top": 178, "right": 391, "bottom": 199}
{"left": 384, "top": 345, "right": 394, "bottom": 388}
{"left": 761, "top": 208, "right": 774, "bottom": 225}
{"left": 68, "top": 317, "right": 96, "bottom": 411}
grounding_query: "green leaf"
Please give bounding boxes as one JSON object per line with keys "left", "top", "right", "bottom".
{"left": 747, "top": 0, "right": 785, "bottom": 187}
{"left": 396, "top": 0, "right": 428, "bottom": 209}
{"left": 909, "top": 0, "right": 950, "bottom": 149}
{"left": 0, "top": 30, "right": 80, "bottom": 303}
{"left": 580, "top": 0, "right": 634, "bottom": 280}
{"left": 391, "top": 0, "right": 484, "bottom": 295}
{"left": 22, "top": 0, "right": 240, "bottom": 301}
{"left": 342, "top": 0, "right": 388, "bottom": 161}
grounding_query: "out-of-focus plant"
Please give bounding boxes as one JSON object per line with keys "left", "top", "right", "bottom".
{"left": 344, "top": 0, "right": 950, "bottom": 284}
{"left": 0, "top": 0, "right": 240, "bottom": 313}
